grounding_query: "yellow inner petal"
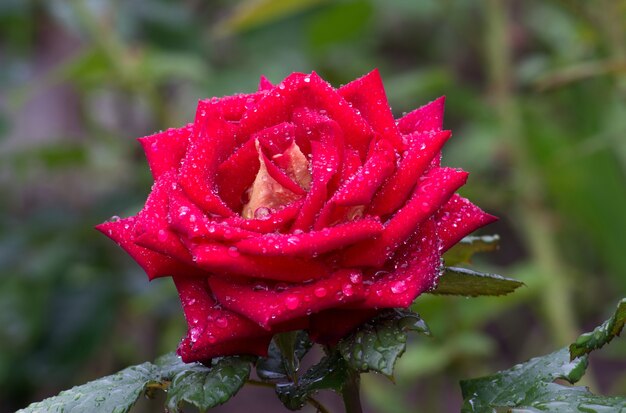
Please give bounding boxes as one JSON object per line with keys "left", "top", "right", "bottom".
{"left": 241, "top": 140, "right": 311, "bottom": 219}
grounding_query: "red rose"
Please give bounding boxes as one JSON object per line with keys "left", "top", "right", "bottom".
{"left": 97, "top": 70, "right": 495, "bottom": 363}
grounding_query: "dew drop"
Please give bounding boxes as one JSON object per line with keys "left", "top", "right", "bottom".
{"left": 350, "top": 272, "right": 362, "bottom": 284}
{"left": 227, "top": 246, "right": 240, "bottom": 257}
{"left": 314, "top": 287, "right": 327, "bottom": 298}
{"left": 157, "top": 229, "right": 168, "bottom": 242}
{"left": 216, "top": 317, "right": 228, "bottom": 328}
{"left": 285, "top": 295, "right": 300, "bottom": 310}
{"left": 254, "top": 207, "right": 271, "bottom": 220}
{"left": 391, "top": 280, "right": 407, "bottom": 294}
{"left": 342, "top": 283, "right": 354, "bottom": 297}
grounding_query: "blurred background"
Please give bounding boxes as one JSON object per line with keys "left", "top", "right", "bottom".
{"left": 1, "top": 0, "right": 625, "bottom": 412}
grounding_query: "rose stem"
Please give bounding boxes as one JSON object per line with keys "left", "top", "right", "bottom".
{"left": 341, "top": 369, "right": 363, "bottom": 413}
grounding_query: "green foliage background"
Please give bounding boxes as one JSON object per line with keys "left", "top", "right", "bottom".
{"left": 1, "top": 0, "right": 625, "bottom": 411}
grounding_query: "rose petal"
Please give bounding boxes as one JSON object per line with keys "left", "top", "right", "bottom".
{"left": 397, "top": 96, "right": 445, "bottom": 135}
{"left": 132, "top": 172, "right": 194, "bottom": 264}
{"left": 239, "top": 72, "right": 374, "bottom": 156}
{"left": 168, "top": 189, "right": 258, "bottom": 242}
{"left": 208, "top": 269, "right": 367, "bottom": 329}
{"left": 339, "top": 69, "right": 404, "bottom": 149}
{"left": 257, "top": 122, "right": 296, "bottom": 157}
{"left": 435, "top": 194, "right": 498, "bottom": 251}
{"left": 138, "top": 125, "right": 192, "bottom": 180}
{"left": 342, "top": 167, "right": 468, "bottom": 267}
{"left": 291, "top": 139, "right": 340, "bottom": 231}
{"left": 225, "top": 200, "right": 304, "bottom": 233}
{"left": 260, "top": 150, "right": 306, "bottom": 195}
{"left": 332, "top": 139, "right": 396, "bottom": 207}
{"left": 236, "top": 217, "right": 384, "bottom": 258}
{"left": 258, "top": 75, "right": 274, "bottom": 91}
{"left": 190, "top": 243, "right": 330, "bottom": 282}
{"left": 369, "top": 130, "right": 451, "bottom": 216}
{"left": 96, "top": 217, "right": 204, "bottom": 280}
{"left": 353, "top": 218, "right": 441, "bottom": 309}
{"left": 216, "top": 138, "right": 259, "bottom": 211}
{"left": 179, "top": 101, "right": 237, "bottom": 217}
{"left": 174, "top": 277, "right": 269, "bottom": 345}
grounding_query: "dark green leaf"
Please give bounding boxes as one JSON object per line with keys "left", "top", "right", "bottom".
{"left": 19, "top": 353, "right": 251, "bottom": 413}
{"left": 17, "top": 362, "right": 160, "bottom": 413}
{"left": 165, "top": 356, "right": 251, "bottom": 412}
{"left": 461, "top": 299, "right": 626, "bottom": 412}
{"left": 430, "top": 267, "right": 524, "bottom": 297}
{"left": 443, "top": 235, "right": 500, "bottom": 266}
{"left": 338, "top": 309, "right": 430, "bottom": 377}
{"left": 569, "top": 298, "right": 626, "bottom": 360}
{"left": 257, "top": 330, "right": 312, "bottom": 381}
{"left": 276, "top": 351, "right": 348, "bottom": 410}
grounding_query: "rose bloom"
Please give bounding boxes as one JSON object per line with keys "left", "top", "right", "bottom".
{"left": 97, "top": 70, "right": 495, "bottom": 362}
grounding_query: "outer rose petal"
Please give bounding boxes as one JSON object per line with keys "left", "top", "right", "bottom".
{"left": 174, "top": 277, "right": 270, "bottom": 354}
{"left": 96, "top": 217, "right": 204, "bottom": 280}
{"left": 138, "top": 125, "right": 192, "bottom": 180}
{"left": 353, "top": 218, "right": 441, "bottom": 309}
{"left": 397, "top": 96, "right": 445, "bottom": 135}
{"left": 132, "top": 173, "right": 193, "bottom": 263}
{"left": 258, "top": 75, "right": 274, "bottom": 91}
{"left": 339, "top": 69, "right": 404, "bottom": 149}
{"left": 179, "top": 101, "right": 237, "bottom": 217}
{"left": 209, "top": 269, "right": 367, "bottom": 329}
{"left": 342, "top": 167, "right": 468, "bottom": 267}
{"left": 369, "top": 130, "right": 451, "bottom": 216}
{"left": 436, "top": 194, "right": 498, "bottom": 251}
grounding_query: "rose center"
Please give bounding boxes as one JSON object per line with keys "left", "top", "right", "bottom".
{"left": 241, "top": 140, "right": 311, "bottom": 219}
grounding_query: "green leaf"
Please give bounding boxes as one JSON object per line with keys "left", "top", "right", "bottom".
{"left": 257, "top": 330, "right": 312, "bottom": 381}
{"left": 17, "top": 362, "right": 160, "bottom": 413}
{"left": 338, "top": 309, "right": 430, "bottom": 378}
{"left": 430, "top": 267, "right": 524, "bottom": 297}
{"left": 569, "top": 298, "right": 626, "bottom": 360}
{"left": 460, "top": 299, "right": 626, "bottom": 412}
{"left": 443, "top": 235, "right": 500, "bottom": 266}
{"left": 164, "top": 356, "right": 251, "bottom": 412}
{"left": 275, "top": 351, "right": 348, "bottom": 410}
{"left": 19, "top": 353, "right": 251, "bottom": 413}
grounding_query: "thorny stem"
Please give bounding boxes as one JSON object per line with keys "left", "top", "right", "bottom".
{"left": 341, "top": 369, "right": 363, "bottom": 413}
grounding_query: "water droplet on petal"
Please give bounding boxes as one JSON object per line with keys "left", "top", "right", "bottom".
{"left": 157, "top": 229, "right": 168, "bottom": 242}
{"left": 216, "top": 317, "right": 228, "bottom": 328}
{"left": 391, "top": 280, "right": 407, "bottom": 294}
{"left": 254, "top": 207, "right": 271, "bottom": 220}
{"left": 350, "top": 272, "right": 362, "bottom": 284}
{"left": 314, "top": 287, "right": 327, "bottom": 298}
{"left": 342, "top": 283, "right": 354, "bottom": 297}
{"left": 227, "top": 246, "right": 240, "bottom": 257}
{"left": 285, "top": 295, "right": 300, "bottom": 310}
